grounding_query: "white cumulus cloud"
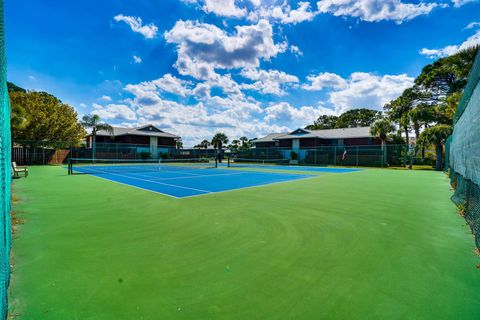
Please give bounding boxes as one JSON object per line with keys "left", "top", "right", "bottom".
{"left": 302, "top": 72, "right": 348, "bottom": 91}
{"left": 183, "top": 0, "right": 247, "bottom": 17}
{"left": 316, "top": 0, "right": 441, "bottom": 24}
{"left": 240, "top": 68, "right": 299, "bottom": 95}
{"left": 464, "top": 21, "right": 480, "bottom": 30}
{"left": 164, "top": 19, "right": 287, "bottom": 79}
{"left": 326, "top": 72, "right": 414, "bottom": 113}
{"left": 452, "top": 0, "right": 478, "bottom": 7}
{"left": 250, "top": 1, "right": 318, "bottom": 24}
{"left": 125, "top": 74, "right": 193, "bottom": 99}
{"left": 420, "top": 29, "right": 480, "bottom": 59}
{"left": 92, "top": 103, "right": 137, "bottom": 121}
{"left": 264, "top": 102, "right": 337, "bottom": 127}
{"left": 114, "top": 14, "right": 158, "bottom": 39}
{"left": 203, "top": 0, "right": 246, "bottom": 17}
{"left": 100, "top": 95, "right": 112, "bottom": 102}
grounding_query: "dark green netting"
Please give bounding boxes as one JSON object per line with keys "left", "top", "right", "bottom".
{"left": 0, "top": 0, "right": 11, "bottom": 318}
{"left": 449, "top": 50, "right": 480, "bottom": 248}
{"left": 233, "top": 145, "right": 432, "bottom": 168}
{"left": 453, "top": 50, "right": 480, "bottom": 125}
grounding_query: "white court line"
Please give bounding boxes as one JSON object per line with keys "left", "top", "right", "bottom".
{"left": 73, "top": 166, "right": 363, "bottom": 199}
{"left": 131, "top": 171, "right": 204, "bottom": 180}
{"left": 179, "top": 169, "right": 365, "bottom": 199}
{"left": 74, "top": 172, "right": 182, "bottom": 199}
{"left": 75, "top": 168, "right": 212, "bottom": 194}
{"left": 134, "top": 171, "right": 245, "bottom": 181}
{"left": 180, "top": 175, "right": 319, "bottom": 199}
{"left": 156, "top": 168, "right": 207, "bottom": 176}
{"left": 80, "top": 164, "right": 207, "bottom": 177}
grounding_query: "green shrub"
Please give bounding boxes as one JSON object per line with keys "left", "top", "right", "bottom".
{"left": 139, "top": 151, "right": 151, "bottom": 160}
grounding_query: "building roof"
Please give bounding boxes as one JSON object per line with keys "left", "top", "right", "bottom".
{"left": 272, "top": 127, "right": 373, "bottom": 140}
{"left": 92, "top": 124, "right": 179, "bottom": 139}
{"left": 251, "top": 132, "right": 288, "bottom": 144}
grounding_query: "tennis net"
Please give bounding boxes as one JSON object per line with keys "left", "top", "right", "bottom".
{"left": 227, "top": 157, "right": 289, "bottom": 168}
{"left": 68, "top": 158, "right": 217, "bottom": 175}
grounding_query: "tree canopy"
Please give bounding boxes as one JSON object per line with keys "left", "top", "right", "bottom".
{"left": 419, "top": 125, "right": 452, "bottom": 170}
{"left": 415, "top": 46, "right": 478, "bottom": 98}
{"left": 306, "top": 108, "right": 381, "bottom": 130}
{"left": 9, "top": 89, "right": 86, "bottom": 145}
{"left": 211, "top": 133, "right": 229, "bottom": 150}
{"left": 382, "top": 46, "right": 478, "bottom": 170}
{"left": 7, "top": 81, "right": 26, "bottom": 93}
{"left": 336, "top": 109, "right": 381, "bottom": 128}
{"left": 80, "top": 114, "right": 113, "bottom": 136}
{"left": 305, "top": 115, "right": 338, "bottom": 130}
{"left": 194, "top": 139, "right": 211, "bottom": 149}
{"left": 370, "top": 119, "right": 395, "bottom": 146}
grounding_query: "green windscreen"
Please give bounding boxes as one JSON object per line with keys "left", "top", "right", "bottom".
{"left": 449, "top": 49, "right": 480, "bottom": 248}
{"left": 0, "top": 0, "right": 11, "bottom": 318}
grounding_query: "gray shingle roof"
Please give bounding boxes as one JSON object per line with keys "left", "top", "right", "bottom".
{"left": 252, "top": 133, "right": 288, "bottom": 143}
{"left": 264, "top": 127, "right": 373, "bottom": 140}
{"left": 94, "top": 125, "right": 179, "bottom": 139}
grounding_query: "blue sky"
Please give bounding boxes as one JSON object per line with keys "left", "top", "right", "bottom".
{"left": 5, "top": 0, "right": 480, "bottom": 146}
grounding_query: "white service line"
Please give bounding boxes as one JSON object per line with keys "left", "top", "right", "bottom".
{"left": 74, "top": 172, "right": 183, "bottom": 198}
{"left": 134, "top": 171, "right": 245, "bottom": 181}
{"left": 75, "top": 168, "right": 212, "bottom": 194}
{"left": 180, "top": 175, "right": 319, "bottom": 199}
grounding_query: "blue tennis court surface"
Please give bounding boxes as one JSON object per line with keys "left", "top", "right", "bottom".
{"left": 72, "top": 165, "right": 317, "bottom": 198}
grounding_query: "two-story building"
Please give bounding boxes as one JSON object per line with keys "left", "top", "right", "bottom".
{"left": 86, "top": 124, "right": 180, "bottom": 158}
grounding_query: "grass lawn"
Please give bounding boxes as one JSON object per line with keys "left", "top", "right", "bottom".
{"left": 8, "top": 166, "right": 480, "bottom": 319}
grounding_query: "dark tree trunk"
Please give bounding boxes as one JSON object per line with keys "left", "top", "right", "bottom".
{"left": 435, "top": 143, "right": 443, "bottom": 171}
{"left": 422, "top": 124, "right": 428, "bottom": 159}
{"left": 403, "top": 125, "right": 409, "bottom": 167}
{"left": 414, "top": 125, "right": 420, "bottom": 155}
{"left": 410, "top": 124, "right": 420, "bottom": 169}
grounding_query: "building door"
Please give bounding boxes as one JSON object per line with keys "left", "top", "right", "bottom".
{"left": 292, "top": 139, "right": 300, "bottom": 151}
{"left": 150, "top": 137, "right": 158, "bottom": 159}
{"left": 292, "top": 139, "right": 300, "bottom": 162}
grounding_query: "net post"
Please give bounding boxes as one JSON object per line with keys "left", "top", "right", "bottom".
{"left": 333, "top": 146, "right": 337, "bottom": 166}
{"left": 356, "top": 146, "right": 359, "bottom": 167}
{"left": 227, "top": 156, "right": 231, "bottom": 168}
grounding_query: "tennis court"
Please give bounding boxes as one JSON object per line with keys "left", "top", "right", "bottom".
{"left": 9, "top": 166, "right": 480, "bottom": 319}
{"left": 69, "top": 159, "right": 319, "bottom": 198}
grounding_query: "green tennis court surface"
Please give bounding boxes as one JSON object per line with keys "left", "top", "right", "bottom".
{"left": 9, "top": 166, "right": 480, "bottom": 319}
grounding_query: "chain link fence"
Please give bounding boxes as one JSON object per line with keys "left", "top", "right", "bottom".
{"left": 448, "top": 50, "right": 480, "bottom": 248}
{"left": 0, "top": 1, "right": 11, "bottom": 318}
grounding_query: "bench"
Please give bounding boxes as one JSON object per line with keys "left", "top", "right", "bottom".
{"left": 12, "top": 162, "right": 28, "bottom": 178}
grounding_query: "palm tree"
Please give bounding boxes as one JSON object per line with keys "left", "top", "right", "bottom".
{"left": 370, "top": 119, "right": 395, "bottom": 147}
{"left": 199, "top": 139, "right": 210, "bottom": 149}
{"left": 384, "top": 91, "right": 413, "bottom": 145}
{"left": 408, "top": 103, "right": 435, "bottom": 159}
{"left": 211, "top": 133, "right": 229, "bottom": 150}
{"left": 211, "top": 133, "right": 229, "bottom": 163}
{"left": 80, "top": 114, "right": 113, "bottom": 160}
{"left": 419, "top": 125, "right": 452, "bottom": 171}
{"left": 370, "top": 119, "right": 395, "bottom": 165}
{"left": 239, "top": 136, "right": 250, "bottom": 150}
{"left": 229, "top": 139, "right": 240, "bottom": 152}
